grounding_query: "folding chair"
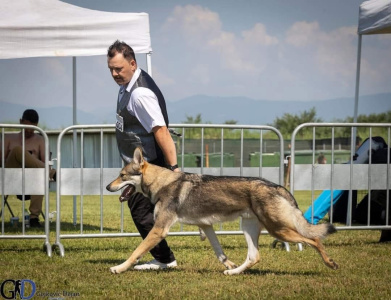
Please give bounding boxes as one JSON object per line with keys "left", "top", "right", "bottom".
{"left": 0, "top": 195, "right": 15, "bottom": 218}
{"left": 0, "top": 195, "right": 45, "bottom": 219}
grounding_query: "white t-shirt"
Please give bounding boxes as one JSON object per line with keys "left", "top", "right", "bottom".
{"left": 120, "top": 68, "right": 166, "bottom": 133}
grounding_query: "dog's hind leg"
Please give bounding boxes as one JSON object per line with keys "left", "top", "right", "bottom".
{"left": 199, "top": 225, "right": 237, "bottom": 270}
{"left": 224, "top": 217, "right": 261, "bottom": 275}
{"left": 272, "top": 229, "right": 338, "bottom": 270}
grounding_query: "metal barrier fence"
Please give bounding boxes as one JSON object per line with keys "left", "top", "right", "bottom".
{"left": 52, "top": 124, "right": 285, "bottom": 256}
{"left": 0, "top": 124, "right": 52, "bottom": 256}
{"left": 290, "top": 123, "right": 390, "bottom": 231}
{"left": 44, "top": 130, "right": 360, "bottom": 168}
{"left": 2, "top": 122, "right": 390, "bottom": 257}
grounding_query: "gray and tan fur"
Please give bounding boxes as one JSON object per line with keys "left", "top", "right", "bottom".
{"left": 106, "top": 147, "right": 338, "bottom": 275}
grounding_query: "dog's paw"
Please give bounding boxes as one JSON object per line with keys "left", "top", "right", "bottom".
{"left": 223, "top": 260, "right": 237, "bottom": 270}
{"left": 224, "top": 269, "right": 241, "bottom": 275}
{"left": 328, "top": 259, "right": 339, "bottom": 270}
{"left": 110, "top": 265, "right": 125, "bottom": 274}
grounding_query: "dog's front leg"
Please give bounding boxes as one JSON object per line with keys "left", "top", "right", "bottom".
{"left": 199, "top": 225, "right": 237, "bottom": 270}
{"left": 110, "top": 226, "right": 166, "bottom": 274}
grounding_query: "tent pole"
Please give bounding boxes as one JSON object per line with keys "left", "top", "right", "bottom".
{"left": 146, "top": 51, "right": 152, "bottom": 77}
{"left": 72, "top": 56, "right": 78, "bottom": 226}
{"left": 73, "top": 57, "right": 77, "bottom": 126}
{"left": 353, "top": 34, "right": 362, "bottom": 124}
{"left": 352, "top": 34, "right": 362, "bottom": 148}
{"left": 348, "top": 34, "right": 362, "bottom": 226}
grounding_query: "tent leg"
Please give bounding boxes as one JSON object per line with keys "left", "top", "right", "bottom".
{"left": 72, "top": 56, "right": 78, "bottom": 226}
{"left": 146, "top": 51, "right": 152, "bottom": 77}
{"left": 352, "top": 34, "right": 362, "bottom": 143}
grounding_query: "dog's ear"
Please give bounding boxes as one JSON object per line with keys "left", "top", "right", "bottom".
{"left": 133, "top": 147, "right": 144, "bottom": 166}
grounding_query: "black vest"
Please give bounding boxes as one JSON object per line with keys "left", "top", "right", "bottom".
{"left": 116, "top": 70, "right": 169, "bottom": 166}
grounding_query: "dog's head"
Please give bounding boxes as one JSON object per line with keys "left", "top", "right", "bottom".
{"left": 106, "top": 147, "right": 146, "bottom": 202}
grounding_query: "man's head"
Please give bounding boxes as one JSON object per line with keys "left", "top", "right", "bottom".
{"left": 107, "top": 40, "right": 137, "bottom": 86}
{"left": 20, "top": 109, "right": 39, "bottom": 139}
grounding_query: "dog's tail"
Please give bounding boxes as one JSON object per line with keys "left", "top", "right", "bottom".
{"left": 275, "top": 187, "right": 336, "bottom": 240}
{"left": 293, "top": 209, "right": 336, "bottom": 240}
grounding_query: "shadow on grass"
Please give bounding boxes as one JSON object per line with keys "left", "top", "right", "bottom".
{"left": 83, "top": 259, "right": 319, "bottom": 276}
{"left": 85, "top": 259, "right": 128, "bottom": 265}
{"left": 0, "top": 246, "right": 46, "bottom": 253}
{"left": 0, "top": 220, "right": 123, "bottom": 233}
{"left": 178, "top": 267, "right": 320, "bottom": 276}
{"left": 57, "top": 221, "right": 125, "bottom": 233}
{"left": 241, "top": 268, "right": 318, "bottom": 276}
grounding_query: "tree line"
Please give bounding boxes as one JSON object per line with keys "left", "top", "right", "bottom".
{"left": 179, "top": 109, "right": 391, "bottom": 140}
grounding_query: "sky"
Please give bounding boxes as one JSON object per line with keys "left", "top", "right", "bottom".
{"left": 0, "top": 0, "right": 390, "bottom": 118}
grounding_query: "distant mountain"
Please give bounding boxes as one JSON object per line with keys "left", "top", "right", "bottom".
{"left": 167, "top": 93, "right": 391, "bottom": 125}
{"left": 0, "top": 93, "right": 390, "bottom": 129}
{"left": 0, "top": 102, "right": 112, "bottom": 130}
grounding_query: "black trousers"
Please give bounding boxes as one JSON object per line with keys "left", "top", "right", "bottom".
{"left": 127, "top": 192, "right": 175, "bottom": 263}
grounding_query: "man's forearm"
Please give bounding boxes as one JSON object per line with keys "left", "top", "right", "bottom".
{"left": 153, "top": 126, "right": 178, "bottom": 167}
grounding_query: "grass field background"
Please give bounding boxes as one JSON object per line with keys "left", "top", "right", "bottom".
{"left": 0, "top": 192, "right": 390, "bottom": 299}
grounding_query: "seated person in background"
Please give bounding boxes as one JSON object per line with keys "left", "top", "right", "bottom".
{"left": 0, "top": 109, "right": 55, "bottom": 228}
{"left": 317, "top": 153, "right": 327, "bottom": 164}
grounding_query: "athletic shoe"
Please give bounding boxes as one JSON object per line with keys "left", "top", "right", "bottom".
{"left": 134, "top": 259, "right": 177, "bottom": 270}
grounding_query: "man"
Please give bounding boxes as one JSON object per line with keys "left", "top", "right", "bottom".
{"left": 107, "top": 40, "right": 179, "bottom": 270}
{"left": 0, "top": 109, "right": 54, "bottom": 228}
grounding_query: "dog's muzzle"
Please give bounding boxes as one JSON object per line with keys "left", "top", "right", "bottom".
{"left": 119, "top": 185, "right": 136, "bottom": 202}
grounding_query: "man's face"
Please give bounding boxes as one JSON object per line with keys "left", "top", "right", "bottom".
{"left": 19, "top": 119, "right": 37, "bottom": 139}
{"left": 107, "top": 52, "right": 136, "bottom": 86}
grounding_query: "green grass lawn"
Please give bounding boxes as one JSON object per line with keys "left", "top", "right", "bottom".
{"left": 1, "top": 192, "right": 390, "bottom": 299}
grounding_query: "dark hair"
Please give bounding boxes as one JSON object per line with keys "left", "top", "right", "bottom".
{"left": 22, "top": 109, "right": 39, "bottom": 124}
{"left": 107, "top": 40, "right": 136, "bottom": 62}
{"left": 317, "top": 153, "right": 325, "bottom": 164}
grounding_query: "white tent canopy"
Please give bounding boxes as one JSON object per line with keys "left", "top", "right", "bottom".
{"left": 358, "top": 0, "right": 391, "bottom": 35}
{"left": 0, "top": 0, "right": 153, "bottom": 130}
{"left": 0, "top": 0, "right": 153, "bottom": 224}
{"left": 354, "top": 0, "right": 391, "bottom": 122}
{"left": 0, "top": 0, "right": 152, "bottom": 59}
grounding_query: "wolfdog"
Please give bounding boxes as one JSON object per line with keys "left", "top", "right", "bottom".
{"left": 106, "top": 147, "right": 338, "bottom": 275}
